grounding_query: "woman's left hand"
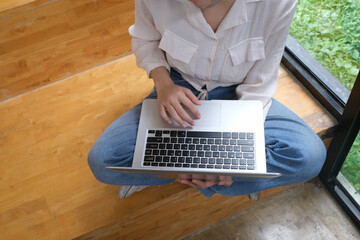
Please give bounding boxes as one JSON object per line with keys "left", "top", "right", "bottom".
{"left": 176, "top": 174, "right": 233, "bottom": 189}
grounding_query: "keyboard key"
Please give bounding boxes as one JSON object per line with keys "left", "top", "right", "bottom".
{"left": 170, "top": 131, "right": 177, "bottom": 137}
{"left": 174, "top": 144, "right": 181, "bottom": 149}
{"left": 247, "top": 160, "right": 255, "bottom": 165}
{"left": 159, "top": 163, "right": 166, "bottom": 167}
{"left": 232, "top": 132, "right": 238, "bottom": 139}
{"left": 171, "top": 157, "right": 177, "bottom": 162}
{"left": 201, "top": 158, "right": 208, "bottom": 164}
{"left": 171, "top": 138, "right": 177, "bottom": 143}
{"left": 199, "top": 164, "right": 206, "bottom": 168}
{"left": 216, "top": 158, "right": 223, "bottom": 164}
{"left": 143, "top": 162, "right": 151, "bottom": 166}
{"left": 200, "top": 139, "right": 206, "bottom": 144}
{"left": 151, "top": 163, "right": 159, "bottom": 166}
{"left": 222, "top": 139, "right": 229, "bottom": 145}
{"left": 167, "top": 163, "right": 174, "bottom": 167}
{"left": 155, "top": 156, "right": 162, "bottom": 162}
{"left": 247, "top": 165, "right": 255, "bottom": 170}
{"left": 166, "top": 144, "right": 173, "bottom": 149}
{"left": 181, "top": 144, "right": 188, "bottom": 150}
{"left": 209, "top": 158, "right": 215, "bottom": 164}
{"left": 197, "top": 151, "right": 204, "bottom": 157}
{"left": 230, "top": 140, "right": 237, "bottom": 145}
{"left": 193, "top": 138, "right": 200, "bottom": 144}
{"left": 196, "top": 145, "right": 203, "bottom": 150}
{"left": 148, "top": 130, "right": 155, "bottom": 134}
{"left": 211, "top": 145, "right": 218, "bottom": 151}
{"left": 185, "top": 138, "right": 192, "bottom": 143}
{"left": 228, "top": 152, "right": 235, "bottom": 158}
{"left": 240, "top": 159, "right": 246, "bottom": 165}
{"left": 213, "top": 152, "right": 220, "bottom": 157}
{"left": 159, "top": 144, "right": 166, "bottom": 149}
{"left": 186, "top": 157, "right": 192, "bottom": 163}
{"left": 191, "top": 164, "right": 198, "bottom": 168}
{"left": 223, "top": 132, "right": 231, "bottom": 138}
{"left": 207, "top": 139, "right": 215, "bottom": 144}
{"left": 224, "top": 159, "right": 231, "bottom": 164}
{"left": 232, "top": 159, "right": 239, "bottom": 165}
{"left": 239, "top": 133, "right": 246, "bottom": 139}
{"left": 204, "top": 145, "right": 210, "bottom": 150}
{"left": 187, "top": 131, "right": 221, "bottom": 138}
{"left": 247, "top": 133, "right": 254, "bottom": 139}
{"left": 231, "top": 165, "right": 239, "bottom": 169}
{"left": 220, "top": 152, "right": 227, "bottom": 158}
{"left": 239, "top": 166, "right": 246, "bottom": 170}
{"left": 205, "top": 151, "right": 212, "bottom": 157}
{"left": 175, "top": 163, "right": 182, "bottom": 167}
{"left": 163, "top": 137, "right": 170, "bottom": 143}
{"left": 146, "top": 143, "right": 158, "bottom": 149}
{"left": 215, "top": 165, "right": 222, "bottom": 169}
{"left": 147, "top": 137, "right": 163, "bottom": 143}
{"left": 178, "top": 157, "right": 185, "bottom": 163}
{"left": 193, "top": 157, "right": 200, "bottom": 163}
{"left": 223, "top": 165, "right": 230, "bottom": 169}
{"left": 163, "top": 156, "right": 170, "bottom": 162}
{"left": 226, "top": 146, "right": 233, "bottom": 151}
{"left": 183, "top": 164, "right": 190, "bottom": 168}
{"left": 190, "top": 151, "right": 197, "bottom": 156}
{"left": 242, "top": 146, "right": 254, "bottom": 152}
{"left": 182, "top": 151, "right": 189, "bottom": 156}
{"left": 215, "top": 139, "right": 221, "bottom": 144}
{"left": 145, "top": 149, "right": 152, "bottom": 155}
{"left": 178, "top": 138, "right": 185, "bottom": 143}
{"left": 237, "top": 140, "right": 254, "bottom": 146}
{"left": 167, "top": 150, "right": 175, "bottom": 156}
{"left": 189, "top": 144, "right": 195, "bottom": 150}
{"left": 178, "top": 131, "right": 186, "bottom": 137}
{"left": 153, "top": 150, "right": 159, "bottom": 155}
{"left": 155, "top": 130, "right": 162, "bottom": 137}
{"left": 144, "top": 156, "right": 155, "bottom": 161}
{"left": 207, "top": 165, "right": 214, "bottom": 169}
{"left": 243, "top": 153, "right": 254, "bottom": 158}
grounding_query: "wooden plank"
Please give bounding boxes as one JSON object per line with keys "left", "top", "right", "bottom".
{"left": 0, "top": 53, "right": 336, "bottom": 239}
{"left": 0, "top": 0, "right": 134, "bottom": 101}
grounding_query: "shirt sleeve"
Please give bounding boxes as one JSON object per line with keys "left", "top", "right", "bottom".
{"left": 128, "top": 0, "right": 170, "bottom": 76}
{"left": 235, "top": 0, "right": 298, "bottom": 119}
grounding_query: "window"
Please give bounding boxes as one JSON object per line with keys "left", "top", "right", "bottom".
{"left": 282, "top": 0, "right": 360, "bottom": 227}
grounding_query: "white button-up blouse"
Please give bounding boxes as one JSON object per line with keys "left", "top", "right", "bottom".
{"left": 129, "top": 0, "right": 298, "bottom": 117}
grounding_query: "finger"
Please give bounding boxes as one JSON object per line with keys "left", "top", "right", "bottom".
{"left": 178, "top": 178, "right": 197, "bottom": 188}
{"left": 165, "top": 104, "right": 187, "bottom": 128}
{"left": 218, "top": 176, "right": 233, "bottom": 187}
{"left": 159, "top": 105, "right": 172, "bottom": 125}
{"left": 172, "top": 102, "right": 196, "bottom": 126}
{"left": 181, "top": 97, "right": 201, "bottom": 120}
{"left": 192, "top": 179, "right": 217, "bottom": 189}
{"left": 185, "top": 89, "right": 202, "bottom": 105}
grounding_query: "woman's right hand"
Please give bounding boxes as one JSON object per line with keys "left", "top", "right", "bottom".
{"left": 151, "top": 67, "right": 202, "bottom": 128}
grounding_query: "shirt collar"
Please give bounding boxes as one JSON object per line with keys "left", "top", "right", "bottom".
{"left": 176, "top": 0, "right": 249, "bottom": 38}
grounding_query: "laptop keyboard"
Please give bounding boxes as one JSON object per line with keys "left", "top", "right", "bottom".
{"left": 143, "top": 129, "right": 255, "bottom": 171}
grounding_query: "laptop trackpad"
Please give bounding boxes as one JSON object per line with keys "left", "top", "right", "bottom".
{"left": 192, "top": 102, "right": 221, "bottom": 127}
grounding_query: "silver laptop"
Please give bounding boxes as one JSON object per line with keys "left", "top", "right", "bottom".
{"left": 107, "top": 99, "right": 280, "bottom": 181}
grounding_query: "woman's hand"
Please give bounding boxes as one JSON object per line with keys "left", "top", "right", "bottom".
{"left": 151, "top": 67, "right": 201, "bottom": 128}
{"left": 177, "top": 174, "right": 233, "bottom": 189}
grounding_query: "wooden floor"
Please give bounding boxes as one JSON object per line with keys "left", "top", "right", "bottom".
{"left": 0, "top": 1, "right": 337, "bottom": 239}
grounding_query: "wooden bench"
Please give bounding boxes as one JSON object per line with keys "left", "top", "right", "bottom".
{"left": 0, "top": 1, "right": 336, "bottom": 239}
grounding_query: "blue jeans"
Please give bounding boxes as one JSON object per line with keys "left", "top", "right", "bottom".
{"left": 88, "top": 69, "right": 327, "bottom": 198}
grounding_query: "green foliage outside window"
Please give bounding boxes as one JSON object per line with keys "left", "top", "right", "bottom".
{"left": 289, "top": 0, "right": 360, "bottom": 193}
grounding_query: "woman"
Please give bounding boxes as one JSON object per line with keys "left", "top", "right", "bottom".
{"left": 88, "top": 0, "right": 326, "bottom": 198}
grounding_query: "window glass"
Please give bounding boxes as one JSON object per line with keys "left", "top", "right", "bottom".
{"left": 338, "top": 131, "right": 360, "bottom": 205}
{"left": 290, "top": 0, "right": 360, "bottom": 91}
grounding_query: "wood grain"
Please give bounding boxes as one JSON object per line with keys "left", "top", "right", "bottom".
{"left": 0, "top": 54, "right": 336, "bottom": 239}
{"left": 0, "top": 0, "right": 134, "bottom": 102}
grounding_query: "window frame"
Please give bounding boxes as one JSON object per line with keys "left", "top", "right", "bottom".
{"left": 282, "top": 35, "right": 360, "bottom": 228}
